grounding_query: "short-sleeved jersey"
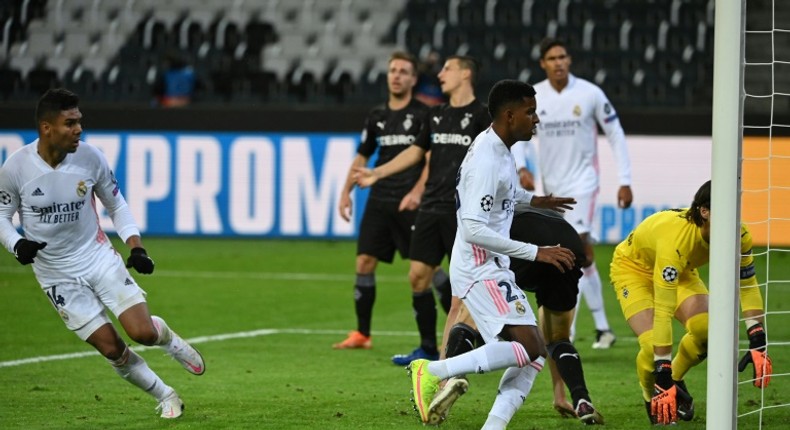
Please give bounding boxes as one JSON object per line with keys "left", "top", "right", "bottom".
{"left": 357, "top": 98, "right": 430, "bottom": 202}
{"left": 534, "top": 74, "right": 631, "bottom": 196}
{"left": 450, "top": 127, "right": 532, "bottom": 288}
{"left": 414, "top": 99, "right": 490, "bottom": 213}
{"left": 0, "top": 140, "right": 138, "bottom": 285}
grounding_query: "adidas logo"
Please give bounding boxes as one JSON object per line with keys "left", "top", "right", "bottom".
{"left": 124, "top": 278, "right": 134, "bottom": 286}
{"left": 32, "top": 188, "right": 44, "bottom": 196}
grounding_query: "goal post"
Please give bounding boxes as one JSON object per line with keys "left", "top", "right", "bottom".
{"left": 706, "top": 1, "right": 745, "bottom": 429}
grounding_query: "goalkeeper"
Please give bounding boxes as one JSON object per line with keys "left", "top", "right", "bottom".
{"left": 610, "top": 180, "right": 772, "bottom": 425}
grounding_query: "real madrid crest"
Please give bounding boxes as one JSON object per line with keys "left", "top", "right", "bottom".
{"left": 76, "top": 180, "right": 87, "bottom": 197}
{"left": 573, "top": 105, "right": 582, "bottom": 117}
{"left": 59, "top": 308, "right": 69, "bottom": 322}
{"left": 515, "top": 301, "right": 526, "bottom": 315}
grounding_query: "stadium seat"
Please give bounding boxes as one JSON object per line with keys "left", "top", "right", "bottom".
{"left": 0, "top": 66, "right": 23, "bottom": 99}
{"left": 27, "top": 64, "right": 60, "bottom": 96}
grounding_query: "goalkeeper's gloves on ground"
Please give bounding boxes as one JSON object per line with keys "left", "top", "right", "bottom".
{"left": 13, "top": 239, "right": 47, "bottom": 265}
{"left": 651, "top": 360, "right": 678, "bottom": 425}
{"left": 126, "top": 247, "right": 155, "bottom": 274}
{"left": 738, "top": 323, "right": 773, "bottom": 388}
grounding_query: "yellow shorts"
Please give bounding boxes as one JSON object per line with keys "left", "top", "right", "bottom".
{"left": 610, "top": 257, "right": 708, "bottom": 320}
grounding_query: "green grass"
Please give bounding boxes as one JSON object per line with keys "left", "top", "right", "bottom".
{"left": 0, "top": 239, "right": 788, "bottom": 429}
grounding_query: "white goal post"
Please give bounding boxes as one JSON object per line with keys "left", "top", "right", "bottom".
{"left": 706, "top": 0, "right": 745, "bottom": 429}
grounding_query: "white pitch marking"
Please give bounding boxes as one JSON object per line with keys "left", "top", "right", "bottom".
{"left": 1, "top": 266, "right": 408, "bottom": 283}
{"left": 0, "top": 328, "right": 416, "bottom": 369}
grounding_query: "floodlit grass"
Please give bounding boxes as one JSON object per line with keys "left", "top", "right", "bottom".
{"left": 0, "top": 239, "right": 787, "bottom": 429}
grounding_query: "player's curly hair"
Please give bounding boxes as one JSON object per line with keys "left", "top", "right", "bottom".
{"left": 686, "top": 180, "right": 711, "bottom": 226}
{"left": 35, "top": 88, "right": 79, "bottom": 127}
{"left": 487, "top": 79, "right": 536, "bottom": 118}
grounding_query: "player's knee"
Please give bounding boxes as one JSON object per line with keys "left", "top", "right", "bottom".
{"left": 527, "top": 343, "right": 548, "bottom": 360}
{"left": 408, "top": 274, "right": 431, "bottom": 292}
{"left": 546, "top": 339, "right": 577, "bottom": 361}
{"left": 446, "top": 323, "right": 479, "bottom": 358}
{"left": 685, "top": 312, "right": 709, "bottom": 344}
{"left": 127, "top": 325, "right": 159, "bottom": 346}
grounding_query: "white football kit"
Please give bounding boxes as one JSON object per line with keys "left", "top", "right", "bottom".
{"left": 0, "top": 140, "right": 146, "bottom": 338}
{"left": 449, "top": 127, "right": 538, "bottom": 343}
{"left": 530, "top": 74, "right": 632, "bottom": 235}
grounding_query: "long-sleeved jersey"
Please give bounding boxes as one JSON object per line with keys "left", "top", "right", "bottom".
{"left": 450, "top": 127, "right": 535, "bottom": 292}
{"left": 533, "top": 74, "right": 631, "bottom": 196}
{"left": 0, "top": 140, "right": 139, "bottom": 285}
{"left": 612, "top": 208, "right": 762, "bottom": 347}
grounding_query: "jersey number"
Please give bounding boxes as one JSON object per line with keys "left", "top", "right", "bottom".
{"left": 499, "top": 281, "right": 525, "bottom": 302}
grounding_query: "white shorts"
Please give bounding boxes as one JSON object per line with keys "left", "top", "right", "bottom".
{"left": 458, "top": 270, "right": 537, "bottom": 344}
{"left": 41, "top": 256, "right": 146, "bottom": 340}
{"left": 563, "top": 190, "right": 597, "bottom": 238}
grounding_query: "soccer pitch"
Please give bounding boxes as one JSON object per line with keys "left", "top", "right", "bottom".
{"left": 0, "top": 239, "right": 787, "bottom": 429}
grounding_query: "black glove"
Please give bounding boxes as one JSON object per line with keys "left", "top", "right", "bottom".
{"left": 126, "top": 247, "right": 155, "bottom": 274}
{"left": 653, "top": 359, "right": 674, "bottom": 390}
{"left": 13, "top": 239, "right": 47, "bottom": 265}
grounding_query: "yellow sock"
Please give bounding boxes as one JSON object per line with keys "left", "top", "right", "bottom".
{"left": 672, "top": 313, "right": 709, "bottom": 381}
{"left": 637, "top": 330, "right": 656, "bottom": 401}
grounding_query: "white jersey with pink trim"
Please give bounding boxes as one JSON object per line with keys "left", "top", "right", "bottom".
{"left": 0, "top": 140, "right": 140, "bottom": 286}
{"left": 533, "top": 74, "right": 631, "bottom": 197}
{"left": 450, "top": 127, "right": 535, "bottom": 294}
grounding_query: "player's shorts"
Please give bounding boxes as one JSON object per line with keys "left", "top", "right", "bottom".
{"left": 408, "top": 210, "right": 457, "bottom": 266}
{"left": 562, "top": 190, "right": 597, "bottom": 237}
{"left": 40, "top": 255, "right": 147, "bottom": 340}
{"left": 509, "top": 212, "right": 584, "bottom": 312}
{"left": 458, "top": 269, "right": 537, "bottom": 344}
{"left": 610, "top": 256, "right": 708, "bottom": 320}
{"left": 357, "top": 198, "right": 417, "bottom": 263}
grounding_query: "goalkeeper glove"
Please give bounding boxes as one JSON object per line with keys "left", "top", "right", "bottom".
{"left": 126, "top": 247, "right": 155, "bottom": 274}
{"left": 13, "top": 239, "right": 47, "bottom": 265}
{"left": 650, "top": 360, "right": 678, "bottom": 425}
{"left": 738, "top": 323, "right": 773, "bottom": 388}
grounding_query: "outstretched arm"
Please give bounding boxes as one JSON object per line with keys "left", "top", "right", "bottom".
{"left": 353, "top": 145, "right": 427, "bottom": 188}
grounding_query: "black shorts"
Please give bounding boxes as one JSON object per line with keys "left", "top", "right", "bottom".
{"left": 357, "top": 198, "right": 417, "bottom": 263}
{"left": 408, "top": 211, "right": 457, "bottom": 266}
{"left": 509, "top": 212, "right": 585, "bottom": 312}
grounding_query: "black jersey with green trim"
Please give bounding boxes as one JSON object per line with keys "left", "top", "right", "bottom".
{"left": 414, "top": 99, "right": 490, "bottom": 213}
{"left": 357, "top": 98, "right": 429, "bottom": 202}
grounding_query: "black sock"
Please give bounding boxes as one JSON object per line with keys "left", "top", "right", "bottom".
{"left": 432, "top": 269, "right": 452, "bottom": 314}
{"left": 445, "top": 323, "right": 478, "bottom": 358}
{"left": 413, "top": 290, "right": 438, "bottom": 353}
{"left": 355, "top": 274, "right": 375, "bottom": 337}
{"left": 550, "top": 341, "right": 590, "bottom": 407}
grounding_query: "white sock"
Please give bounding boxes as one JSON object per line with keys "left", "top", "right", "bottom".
{"left": 428, "top": 341, "right": 531, "bottom": 380}
{"left": 151, "top": 315, "right": 174, "bottom": 346}
{"left": 109, "top": 347, "right": 173, "bottom": 401}
{"left": 485, "top": 358, "right": 546, "bottom": 427}
{"left": 581, "top": 264, "right": 610, "bottom": 331}
{"left": 481, "top": 415, "right": 508, "bottom": 430}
